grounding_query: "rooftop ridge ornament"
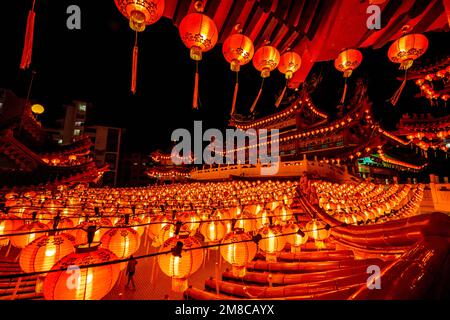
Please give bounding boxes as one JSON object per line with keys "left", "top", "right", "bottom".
{"left": 114, "top": 0, "right": 165, "bottom": 94}
{"left": 179, "top": 0, "right": 218, "bottom": 109}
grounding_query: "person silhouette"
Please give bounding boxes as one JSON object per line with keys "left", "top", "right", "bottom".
{"left": 126, "top": 255, "right": 138, "bottom": 290}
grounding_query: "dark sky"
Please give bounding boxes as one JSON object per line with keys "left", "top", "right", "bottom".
{"left": 1, "top": 0, "right": 449, "bottom": 154}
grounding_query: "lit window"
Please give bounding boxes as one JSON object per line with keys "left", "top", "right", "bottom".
{"left": 58, "top": 139, "right": 63, "bottom": 144}
{"left": 78, "top": 104, "right": 86, "bottom": 112}
{"left": 74, "top": 129, "right": 81, "bottom": 136}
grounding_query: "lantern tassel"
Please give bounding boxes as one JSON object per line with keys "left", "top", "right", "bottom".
{"left": 275, "top": 82, "right": 287, "bottom": 108}
{"left": 20, "top": 1, "right": 36, "bottom": 70}
{"left": 390, "top": 70, "right": 408, "bottom": 106}
{"left": 193, "top": 61, "right": 199, "bottom": 109}
{"left": 131, "top": 32, "right": 138, "bottom": 94}
{"left": 250, "top": 78, "right": 265, "bottom": 113}
{"left": 230, "top": 72, "right": 239, "bottom": 115}
{"left": 340, "top": 77, "right": 348, "bottom": 105}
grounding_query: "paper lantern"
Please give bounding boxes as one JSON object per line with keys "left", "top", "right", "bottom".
{"left": 283, "top": 223, "right": 308, "bottom": 253}
{"left": 179, "top": 6, "right": 218, "bottom": 109}
{"left": 43, "top": 244, "right": 120, "bottom": 300}
{"left": 116, "top": 216, "right": 144, "bottom": 236}
{"left": 235, "top": 213, "right": 256, "bottom": 232}
{"left": 253, "top": 45, "right": 280, "bottom": 78}
{"left": 388, "top": 33, "right": 428, "bottom": 70}
{"left": 388, "top": 33, "right": 428, "bottom": 105}
{"left": 0, "top": 214, "right": 24, "bottom": 247}
{"left": 258, "top": 225, "right": 286, "bottom": 261}
{"left": 250, "top": 45, "right": 280, "bottom": 113}
{"left": 223, "top": 33, "right": 254, "bottom": 72}
{"left": 305, "top": 219, "right": 330, "bottom": 249}
{"left": 278, "top": 51, "right": 301, "bottom": 80}
{"left": 177, "top": 211, "right": 200, "bottom": 235}
{"left": 114, "top": 0, "right": 164, "bottom": 32}
{"left": 10, "top": 221, "right": 49, "bottom": 248}
{"left": 19, "top": 233, "right": 75, "bottom": 273}
{"left": 334, "top": 49, "right": 363, "bottom": 104}
{"left": 334, "top": 49, "right": 363, "bottom": 78}
{"left": 100, "top": 227, "right": 140, "bottom": 259}
{"left": 222, "top": 32, "right": 254, "bottom": 115}
{"left": 179, "top": 11, "right": 218, "bottom": 61}
{"left": 220, "top": 230, "right": 257, "bottom": 277}
{"left": 157, "top": 234, "right": 204, "bottom": 292}
{"left": 74, "top": 219, "right": 112, "bottom": 245}
{"left": 273, "top": 205, "right": 293, "bottom": 225}
{"left": 200, "top": 220, "right": 226, "bottom": 246}
{"left": 255, "top": 210, "right": 274, "bottom": 230}
{"left": 147, "top": 214, "right": 170, "bottom": 240}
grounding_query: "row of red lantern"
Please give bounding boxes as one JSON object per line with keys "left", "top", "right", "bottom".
{"left": 113, "top": 0, "right": 303, "bottom": 113}
{"left": 333, "top": 32, "right": 429, "bottom": 107}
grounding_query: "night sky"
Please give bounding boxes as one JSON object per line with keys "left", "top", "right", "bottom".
{"left": 1, "top": 0, "right": 448, "bottom": 155}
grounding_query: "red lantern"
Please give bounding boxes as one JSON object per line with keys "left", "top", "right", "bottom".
{"left": 334, "top": 49, "right": 363, "bottom": 105}
{"left": 252, "top": 45, "right": 280, "bottom": 78}
{"left": 222, "top": 32, "right": 254, "bottom": 115}
{"left": 223, "top": 33, "right": 254, "bottom": 72}
{"left": 157, "top": 234, "right": 204, "bottom": 292}
{"left": 258, "top": 225, "right": 286, "bottom": 262}
{"left": 179, "top": 3, "right": 218, "bottom": 109}
{"left": 278, "top": 51, "right": 302, "bottom": 80}
{"left": 220, "top": 229, "right": 257, "bottom": 277}
{"left": 0, "top": 214, "right": 24, "bottom": 247}
{"left": 275, "top": 51, "right": 302, "bottom": 108}
{"left": 19, "top": 233, "right": 75, "bottom": 273}
{"left": 43, "top": 244, "right": 120, "bottom": 300}
{"left": 10, "top": 221, "right": 49, "bottom": 249}
{"left": 114, "top": 0, "right": 164, "bottom": 32}
{"left": 114, "top": 0, "right": 165, "bottom": 94}
{"left": 388, "top": 33, "right": 429, "bottom": 106}
{"left": 101, "top": 227, "right": 140, "bottom": 261}
{"left": 250, "top": 45, "right": 280, "bottom": 113}
{"left": 388, "top": 33, "right": 428, "bottom": 70}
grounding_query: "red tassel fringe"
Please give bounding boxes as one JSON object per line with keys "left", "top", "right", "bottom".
{"left": 193, "top": 70, "right": 199, "bottom": 109}
{"left": 20, "top": 10, "right": 36, "bottom": 70}
{"left": 131, "top": 45, "right": 138, "bottom": 94}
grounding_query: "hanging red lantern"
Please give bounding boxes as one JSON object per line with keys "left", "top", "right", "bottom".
{"left": 278, "top": 51, "right": 302, "bottom": 80}
{"left": 275, "top": 51, "right": 301, "bottom": 108}
{"left": 43, "top": 243, "right": 120, "bottom": 300}
{"left": 253, "top": 45, "right": 281, "bottom": 78}
{"left": 222, "top": 31, "right": 254, "bottom": 115}
{"left": 250, "top": 45, "right": 280, "bottom": 113}
{"left": 114, "top": 0, "right": 165, "bottom": 94}
{"left": 157, "top": 233, "right": 204, "bottom": 292}
{"left": 388, "top": 32, "right": 429, "bottom": 105}
{"left": 334, "top": 49, "right": 363, "bottom": 105}
{"left": 179, "top": 1, "right": 218, "bottom": 109}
